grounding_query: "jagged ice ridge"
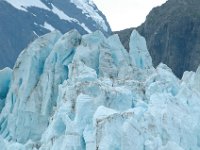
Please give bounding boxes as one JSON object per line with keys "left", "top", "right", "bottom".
{"left": 0, "top": 29, "right": 200, "bottom": 150}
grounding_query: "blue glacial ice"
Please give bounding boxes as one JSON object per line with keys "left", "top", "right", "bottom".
{"left": 0, "top": 67, "right": 12, "bottom": 112}
{"left": 0, "top": 29, "right": 200, "bottom": 150}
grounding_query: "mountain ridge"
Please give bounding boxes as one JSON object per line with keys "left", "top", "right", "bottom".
{"left": 0, "top": 0, "right": 111, "bottom": 69}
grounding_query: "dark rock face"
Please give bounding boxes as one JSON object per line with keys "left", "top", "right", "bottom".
{"left": 0, "top": 0, "right": 111, "bottom": 69}
{"left": 115, "top": 0, "right": 200, "bottom": 78}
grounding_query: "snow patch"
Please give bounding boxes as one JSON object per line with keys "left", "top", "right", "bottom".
{"left": 81, "top": 23, "right": 92, "bottom": 33}
{"left": 43, "top": 22, "right": 55, "bottom": 31}
{"left": 5, "top": 0, "right": 50, "bottom": 12}
{"left": 51, "top": 5, "right": 76, "bottom": 22}
{"left": 70, "top": 0, "right": 108, "bottom": 31}
{"left": 33, "top": 31, "right": 39, "bottom": 37}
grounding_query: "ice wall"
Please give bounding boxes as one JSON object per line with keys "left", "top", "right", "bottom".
{"left": 0, "top": 29, "right": 199, "bottom": 150}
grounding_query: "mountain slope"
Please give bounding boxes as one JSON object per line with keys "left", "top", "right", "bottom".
{"left": 115, "top": 0, "right": 200, "bottom": 78}
{"left": 0, "top": 0, "right": 111, "bottom": 69}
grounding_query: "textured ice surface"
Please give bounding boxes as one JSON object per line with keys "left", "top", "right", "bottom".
{"left": 0, "top": 31, "right": 62, "bottom": 143}
{"left": 0, "top": 68, "right": 12, "bottom": 99}
{"left": 0, "top": 67, "right": 12, "bottom": 112}
{"left": 0, "top": 30, "right": 200, "bottom": 150}
{"left": 129, "top": 30, "right": 153, "bottom": 70}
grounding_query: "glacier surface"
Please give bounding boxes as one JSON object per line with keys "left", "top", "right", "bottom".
{"left": 0, "top": 67, "right": 12, "bottom": 112}
{"left": 0, "top": 29, "right": 200, "bottom": 150}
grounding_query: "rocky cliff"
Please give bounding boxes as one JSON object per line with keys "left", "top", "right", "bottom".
{"left": 115, "top": 0, "right": 200, "bottom": 78}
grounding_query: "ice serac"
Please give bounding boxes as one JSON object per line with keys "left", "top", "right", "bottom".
{"left": 27, "top": 29, "right": 81, "bottom": 115}
{"left": 39, "top": 31, "right": 137, "bottom": 150}
{"left": 129, "top": 30, "right": 153, "bottom": 70}
{"left": 0, "top": 31, "right": 62, "bottom": 143}
{"left": 0, "top": 67, "right": 12, "bottom": 112}
{"left": 1, "top": 29, "right": 200, "bottom": 150}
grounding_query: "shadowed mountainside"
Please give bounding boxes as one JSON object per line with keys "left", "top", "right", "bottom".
{"left": 115, "top": 0, "right": 200, "bottom": 78}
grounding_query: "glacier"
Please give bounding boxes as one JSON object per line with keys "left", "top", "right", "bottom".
{"left": 0, "top": 29, "right": 200, "bottom": 150}
{"left": 0, "top": 67, "right": 12, "bottom": 112}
